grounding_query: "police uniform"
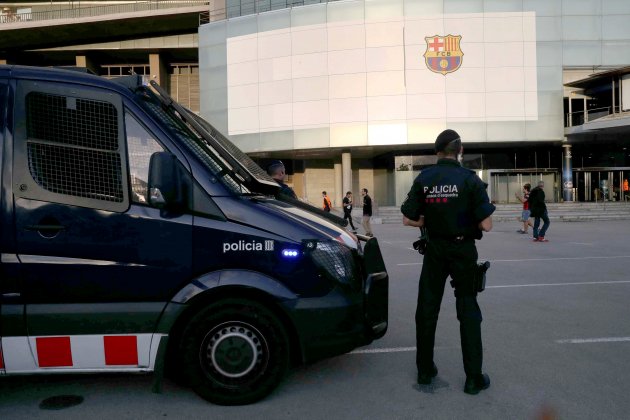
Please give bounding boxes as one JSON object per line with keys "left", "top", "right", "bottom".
{"left": 401, "top": 129, "right": 495, "bottom": 392}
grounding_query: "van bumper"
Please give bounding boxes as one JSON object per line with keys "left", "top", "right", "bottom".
{"left": 284, "top": 237, "right": 389, "bottom": 363}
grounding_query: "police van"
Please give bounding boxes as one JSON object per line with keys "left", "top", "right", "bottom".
{"left": 0, "top": 65, "right": 388, "bottom": 405}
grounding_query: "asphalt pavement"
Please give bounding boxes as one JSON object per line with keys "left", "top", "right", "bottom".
{"left": 2, "top": 220, "right": 630, "bottom": 419}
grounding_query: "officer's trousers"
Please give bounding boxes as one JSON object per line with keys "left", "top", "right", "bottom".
{"left": 415, "top": 238, "right": 483, "bottom": 378}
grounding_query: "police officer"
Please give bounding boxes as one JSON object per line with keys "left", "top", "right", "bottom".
{"left": 267, "top": 160, "right": 297, "bottom": 199}
{"left": 401, "top": 129, "right": 495, "bottom": 395}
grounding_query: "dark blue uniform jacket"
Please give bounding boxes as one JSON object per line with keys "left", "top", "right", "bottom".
{"left": 401, "top": 158, "right": 495, "bottom": 238}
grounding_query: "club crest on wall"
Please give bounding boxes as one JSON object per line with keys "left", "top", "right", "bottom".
{"left": 423, "top": 35, "right": 463, "bottom": 75}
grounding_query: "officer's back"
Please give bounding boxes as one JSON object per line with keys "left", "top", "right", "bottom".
{"left": 416, "top": 161, "right": 483, "bottom": 239}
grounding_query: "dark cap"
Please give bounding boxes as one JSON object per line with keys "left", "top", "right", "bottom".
{"left": 266, "top": 160, "right": 284, "bottom": 175}
{"left": 435, "top": 129, "right": 461, "bottom": 153}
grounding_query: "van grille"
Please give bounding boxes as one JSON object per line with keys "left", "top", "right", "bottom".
{"left": 25, "top": 91, "right": 123, "bottom": 203}
{"left": 27, "top": 143, "right": 123, "bottom": 202}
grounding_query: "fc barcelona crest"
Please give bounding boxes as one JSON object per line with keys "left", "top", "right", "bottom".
{"left": 423, "top": 35, "right": 463, "bottom": 75}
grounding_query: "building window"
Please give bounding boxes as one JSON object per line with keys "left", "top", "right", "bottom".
{"left": 169, "top": 64, "right": 199, "bottom": 113}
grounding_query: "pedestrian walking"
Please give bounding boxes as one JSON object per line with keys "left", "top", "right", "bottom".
{"left": 401, "top": 129, "right": 495, "bottom": 395}
{"left": 322, "top": 191, "right": 332, "bottom": 212}
{"left": 529, "top": 180, "right": 550, "bottom": 242}
{"left": 361, "top": 188, "right": 373, "bottom": 237}
{"left": 343, "top": 191, "right": 357, "bottom": 232}
{"left": 515, "top": 183, "right": 533, "bottom": 234}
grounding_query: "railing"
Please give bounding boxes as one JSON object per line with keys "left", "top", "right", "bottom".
{"left": 565, "top": 106, "right": 621, "bottom": 127}
{"left": 0, "top": 1, "right": 209, "bottom": 25}
{"left": 200, "top": 0, "right": 342, "bottom": 24}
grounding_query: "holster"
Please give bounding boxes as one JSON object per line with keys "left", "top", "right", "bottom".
{"left": 413, "top": 227, "right": 429, "bottom": 255}
{"left": 474, "top": 261, "right": 491, "bottom": 292}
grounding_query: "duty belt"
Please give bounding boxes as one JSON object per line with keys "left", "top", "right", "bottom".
{"left": 431, "top": 234, "right": 471, "bottom": 243}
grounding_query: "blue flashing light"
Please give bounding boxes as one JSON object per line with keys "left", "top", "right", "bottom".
{"left": 281, "top": 249, "right": 300, "bottom": 258}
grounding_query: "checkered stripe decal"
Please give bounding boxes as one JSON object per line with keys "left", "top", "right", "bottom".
{"left": 0, "top": 334, "right": 164, "bottom": 373}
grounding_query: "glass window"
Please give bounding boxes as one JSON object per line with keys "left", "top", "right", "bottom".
{"left": 125, "top": 112, "right": 164, "bottom": 204}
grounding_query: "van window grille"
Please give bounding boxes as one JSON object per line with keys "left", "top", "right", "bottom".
{"left": 25, "top": 91, "right": 123, "bottom": 203}
{"left": 26, "top": 92, "right": 118, "bottom": 150}
{"left": 27, "top": 143, "right": 123, "bottom": 202}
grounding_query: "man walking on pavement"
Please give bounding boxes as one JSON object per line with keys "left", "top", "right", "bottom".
{"left": 529, "top": 180, "right": 550, "bottom": 242}
{"left": 401, "top": 129, "right": 495, "bottom": 395}
{"left": 343, "top": 191, "right": 357, "bottom": 232}
{"left": 361, "top": 188, "right": 373, "bottom": 237}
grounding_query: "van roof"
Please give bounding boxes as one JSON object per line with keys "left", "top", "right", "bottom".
{"left": 0, "top": 64, "right": 139, "bottom": 95}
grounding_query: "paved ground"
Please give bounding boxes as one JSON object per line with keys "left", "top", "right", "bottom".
{"left": 1, "top": 220, "right": 630, "bottom": 419}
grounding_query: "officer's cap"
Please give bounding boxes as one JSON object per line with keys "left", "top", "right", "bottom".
{"left": 266, "top": 160, "right": 285, "bottom": 175}
{"left": 435, "top": 129, "right": 461, "bottom": 153}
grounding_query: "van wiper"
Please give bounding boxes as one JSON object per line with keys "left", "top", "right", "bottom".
{"left": 148, "top": 81, "right": 279, "bottom": 196}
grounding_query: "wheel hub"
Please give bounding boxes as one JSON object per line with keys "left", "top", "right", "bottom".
{"left": 205, "top": 324, "right": 263, "bottom": 379}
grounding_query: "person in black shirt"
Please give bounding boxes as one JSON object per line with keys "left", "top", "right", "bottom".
{"left": 342, "top": 191, "right": 357, "bottom": 232}
{"left": 401, "top": 129, "right": 495, "bottom": 395}
{"left": 529, "top": 180, "right": 550, "bottom": 242}
{"left": 266, "top": 160, "right": 297, "bottom": 199}
{"left": 361, "top": 188, "right": 373, "bottom": 237}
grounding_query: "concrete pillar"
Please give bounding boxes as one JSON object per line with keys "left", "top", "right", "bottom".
{"left": 209, "top": 0, "right": 226, "bottom": 21}
{"left": 342, "top": 152, "right": 352, "bottom": 197}
{"left": 334, "top": 162, "right": 342, "bottom": 207}
{"left": 562, "top": 143, "right": 574, "bottom": 202}
{"left": 75, "top": 55, "right": 98, "bottom": 74}
{"left": 149, "top": 53, "right": 168, "bottom": 90}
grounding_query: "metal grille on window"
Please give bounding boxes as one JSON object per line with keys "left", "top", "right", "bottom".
{"left": 26, "top": 92, "right": 123, "bottom": 202}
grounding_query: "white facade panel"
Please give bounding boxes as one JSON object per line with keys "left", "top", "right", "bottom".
{"left": 293, "top": 100, "right": 330, "bottom": 127}
{"left": 228, "top": 84, "right": 258, "bottom": 109}
{"left": 329, "top": 73, "right": 367, "bottom": 98}
{"left": 367, "top": 96, "right": 407, "bottom": 121}
{"left": 227, "top": 60, "right": 258, "bottom": 87}
{"left": 366, "top": 71, "right": 405, "bottom": 96}
{"left": 407, "top": 94, "right": 447, "bottom": 119}
{"left": 365, "top": 21, "right": 403, "bottom": 47}
{"left": 258, "top": 56, "right": 292, "bottom": 83}
{"left": 328, "top": 49, "right": 366, "bottom": 75}
{"left": 293, "top": 76, "right": 329, "bottom": 102}
{"left": 484, "top": 42, "right": 524, "bottom": 68}
{"left": 329, "top": 98, "right": 367, "bottom": 124}
{"left": 330, "top": 123, "right": 368, "bottom": 147}
{"left": 446, "top": 93, "right": 485, "bottom": 119}
{"left": 292, "top": 52, "right": 329, "bottom": 78}
{"left": 366, "top": 46, "right": 404, "bottom": 72}
{"left": 259, "top": 103, "right": 293, "bottom": 131}
{"left": 368, "top": 121, "right": 407, "bottom": 145}
{"left": 327, "top": 24, "right": 366, "bottom": 51}
{"left": 226, "top": 36, "right": 257, "bottom": 64}
{"left": 485, "top": 67, "right": 525, "bottom": 92}
{"left": 291, "top": 27, "right": 328, "bottom": 55}
{"left": 259, "top": 80, "right": 292, "bottom": 106}
{"left": 258, "top": 32, "right": 291, "bottom": 59}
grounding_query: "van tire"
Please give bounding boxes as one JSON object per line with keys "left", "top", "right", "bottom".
{"left": 180, "top": 298, "right": 289, "bottom": 405}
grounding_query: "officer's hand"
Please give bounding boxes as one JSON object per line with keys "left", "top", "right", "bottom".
{"left": 403, "top": 215, "right": 424, "bottom": 227}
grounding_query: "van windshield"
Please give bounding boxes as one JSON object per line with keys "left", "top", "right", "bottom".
{"left": 135, "top": 86, "right": 250, "bottom": 195}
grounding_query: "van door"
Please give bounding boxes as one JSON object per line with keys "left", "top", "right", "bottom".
{"left": 10, "top": 81, "right": 192, "bottom": 371}
{"left": 0, "top": 78, "right": 7, "bottom": 372}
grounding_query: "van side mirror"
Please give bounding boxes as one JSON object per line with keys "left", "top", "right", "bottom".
{"left": 148, "top": 152, "right": 187, "bottom": 210}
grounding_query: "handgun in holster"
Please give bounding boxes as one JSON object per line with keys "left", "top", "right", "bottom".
{"left": 474, "top": 261, "right": 491, "bottom": 292}
{"left": 412, "top": 227, "right": 428, "bottom": 255}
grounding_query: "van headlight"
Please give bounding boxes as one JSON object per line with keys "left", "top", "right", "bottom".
{"left": 310, "top": 241, "right": 356, "bottom": 287}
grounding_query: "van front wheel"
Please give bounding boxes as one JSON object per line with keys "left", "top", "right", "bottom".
{"left": 180, "top": 299, "right": 289, "bottom": 405}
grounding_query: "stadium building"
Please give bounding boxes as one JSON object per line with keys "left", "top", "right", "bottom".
{"left": 2, "top": 0, "right": 630, "bottom": 207}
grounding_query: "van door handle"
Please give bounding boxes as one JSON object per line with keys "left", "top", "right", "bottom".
{"left": 25, "top": 224, "right": 66, "bottom": 232}
{"left": 25, "top": 223, "right": 66, "bottom": 239}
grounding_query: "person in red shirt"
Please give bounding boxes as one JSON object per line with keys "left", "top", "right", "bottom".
{"left": 515, "top": 183, "right": 532, "bottom": 234}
